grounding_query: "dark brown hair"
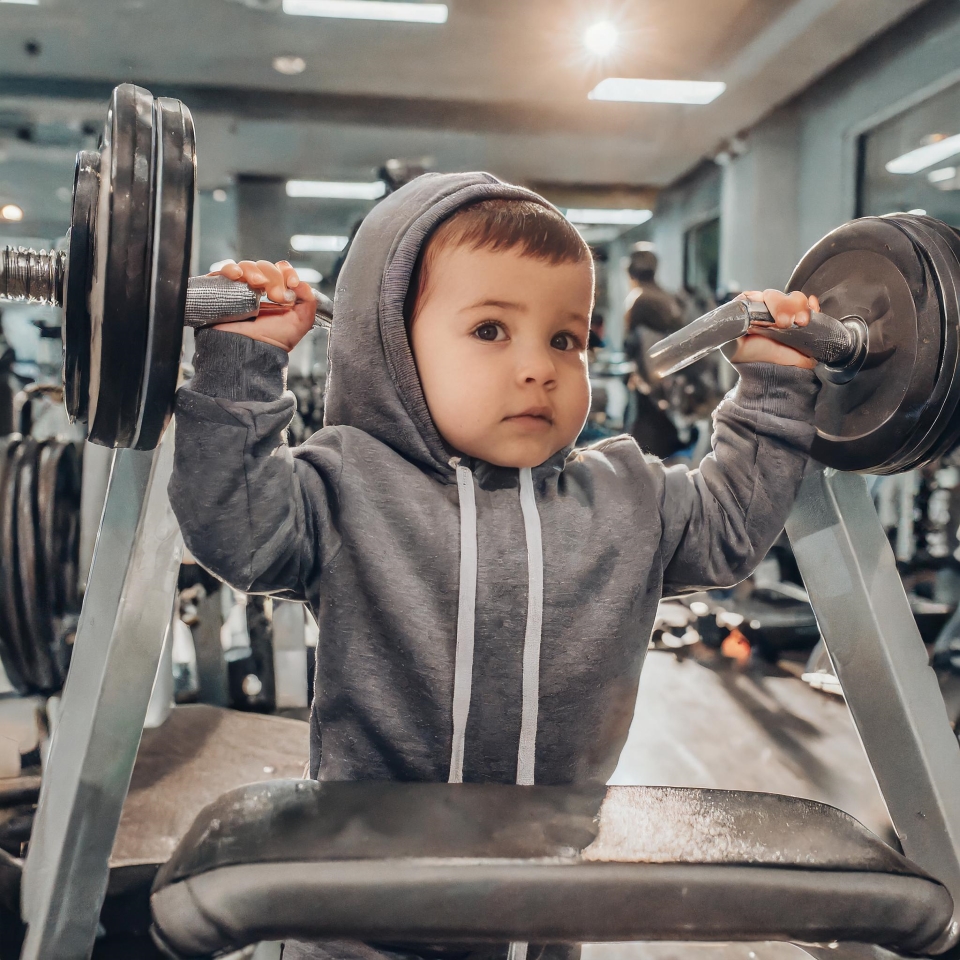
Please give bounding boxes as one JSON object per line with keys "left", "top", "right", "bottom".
{"left": 404, "top": 198, "right": 591, "bottom": 324}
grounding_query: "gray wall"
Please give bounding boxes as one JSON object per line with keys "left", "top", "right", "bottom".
{"left": 655, "top": 0, "right": 960, "bottom": 295}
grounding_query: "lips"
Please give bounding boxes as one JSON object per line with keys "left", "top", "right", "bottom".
{"left": 505, "top": 407, "right": 553, "bottom": 425}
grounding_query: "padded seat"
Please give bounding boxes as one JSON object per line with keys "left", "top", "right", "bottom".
{"left": 150, "top": 781, "right": 953, "bottom": 958}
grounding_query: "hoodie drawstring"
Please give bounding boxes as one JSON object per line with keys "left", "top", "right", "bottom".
{"left": 448, "top": 463, "right": 544, "bottom": 791}
{"left": 516, "top": 467, "right": 544, "bottom": 786}
{"left": 448, "top": 461, "right": 478, "bottom": 784}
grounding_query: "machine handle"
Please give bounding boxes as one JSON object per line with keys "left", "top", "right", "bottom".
{"left": 184, "top": 274, "right": 334, "bottom": 331}
{"left": 648, "top": 299, "right": 862, "bottom": 377}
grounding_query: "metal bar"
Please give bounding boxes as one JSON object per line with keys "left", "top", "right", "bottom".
{"left": 20, "top": 428, "right": 182, "bottom": 960}
{"left": 272, "top": 600, "right": 309, "bottom": 710}
{"left": 786, "top": 468, "right": 960, "bottom": 951}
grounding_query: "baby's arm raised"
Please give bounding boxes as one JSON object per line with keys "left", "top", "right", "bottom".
{"left": 169, "top": 264, "right": 340, "bottom": 599}
{"left": 654, "top": 361, "right": 819, "bottom": 594}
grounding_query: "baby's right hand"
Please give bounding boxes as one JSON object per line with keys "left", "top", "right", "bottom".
{"left": 211, "top": 259, "right": 317, "bottom": 353}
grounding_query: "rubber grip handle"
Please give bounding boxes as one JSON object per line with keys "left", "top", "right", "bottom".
{"left": 648, "top": 300, "right": 860, "bottom": 377}
{"left": 183, "top": 274, "right": 334, "bottom": 331}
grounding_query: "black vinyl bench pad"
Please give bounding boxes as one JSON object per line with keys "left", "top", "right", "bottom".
{"left": 150, "top": 781, "right": 953, "bottom": 958}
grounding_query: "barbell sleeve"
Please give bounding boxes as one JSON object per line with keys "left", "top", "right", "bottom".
{"left": 0, "top": 246, "right": 64, "bottom": 305}
{"left": 184, "top": 274, "right": 334, "bottom": 331}
{"left": 648, "top": 299, "right": 863, "bottom": 378}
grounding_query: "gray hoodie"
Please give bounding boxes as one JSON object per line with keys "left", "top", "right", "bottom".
{"left": 170, "top": 172, "right": 819, "bottom": 960}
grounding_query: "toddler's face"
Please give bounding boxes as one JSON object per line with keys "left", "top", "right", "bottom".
{"left": 409, "top": 243, "right": 594, "bottom": 469}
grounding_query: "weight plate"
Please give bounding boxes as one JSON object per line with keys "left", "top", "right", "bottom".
{"left": 879, "top": 216, "right": 960, "bottom": 473}
{"left": 87, "top": 83, "right": 155, "bottom": 448}
{"left": 788, "top": 217, "right": 943, "bottom": 473}
{"left": 15, "top": 439, "right": 58, "bottom": 691}
{"left": 0, "top": 439, "right": 37, "bottom": 691}
{"left": 134, "top": 96, "right": 195, "bottom": 450}
{"left": 0, "top": 437, "right": 28, "bottom": 694}
{"left": 903, "top": 217, "right": 960, "bottom": 467}
{"left": 63, "top": 150, "right": 100, "bottom": 425}
{"left": 36, "top": 440, "right": 81, "bottom": 686}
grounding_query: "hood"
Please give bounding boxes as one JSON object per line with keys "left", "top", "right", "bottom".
{"left": 324, "top": 171, "right": 562, "bottom": 481}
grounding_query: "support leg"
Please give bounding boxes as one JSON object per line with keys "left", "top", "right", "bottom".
{"left": 786, "top": 468, "right": 960, "bottom": 951}
{"left": 20, "top": 428, "right": 182, "bottom": 960}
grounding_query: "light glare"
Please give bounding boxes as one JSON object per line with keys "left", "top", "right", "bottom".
{"left": 885, "top": 133, "right": 960, "bottom": 174}
{"left": 928, "top": 167, "right": 957, "bottom": 183}
{"left": 290, "top": 234, "right": 349, "bottom": 252}
{"left": 282, "top": 0, "right": 448, "bottom": 22}
{"left": 589, "top": 77, "right": 726, "bottom": 105}
{"left": 566, "top": 208, "right": 652, "bottom": 226}
{"left": 0, "top": 204, "right": 24, "bottom": 222}
{"left": 584, "top": 20, "right": 618, "bottom": 56}
{"left": 286, "top": 179, "right": 387, "bottom": 200}
{"left": 291, "top": 266, "right": 324, "bottom": 283}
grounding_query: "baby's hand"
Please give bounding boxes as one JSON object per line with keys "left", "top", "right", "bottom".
{"left": 730, "top": 289, "right": 820, "bottom": 369}
{"left": 211, "top": 259, "right": 317, "bottom": 353}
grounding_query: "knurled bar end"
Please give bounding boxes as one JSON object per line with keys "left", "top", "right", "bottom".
{"left": 0, "top": 246, "right": 65, "bottom": 306}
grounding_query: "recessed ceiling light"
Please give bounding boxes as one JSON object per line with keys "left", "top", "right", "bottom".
{"left": 286, "top": 179, "right": 387, "bottom": 200}
{"left": 282, "top": 0, "right": 447, "bottom": 22}
{"left": 212, "top": 188, "right": 229, "bottom": 202}
{"left": 588, "top": 78, "right": 726, "bottom": 105}
{"left": 566, "top": 208, "right": 652, "bottom": 226}
{"left": 273, "top": 55, "right": 307, "bottom": 75}
{"left": 290, "top": 234, "right": 349, "bottom": 252}
{"left": 291, "top": 266, "right": 324, "bottom": 283}
{"left": 584, "top": 20, "right": 618, "bottom": 56}
{"left": 1, "top": 204, "right": 24, "bottom": 221}
{"left": 886, "top": 133, "right": 960, "bottom": 174}
{"left": 928, "top": 167, "right": 957, "bottom": 183}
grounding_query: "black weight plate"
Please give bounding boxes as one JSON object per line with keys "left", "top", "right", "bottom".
{"left": 788, "top": 217, "right": 942, "bottom": 473}
{"left": 904, "top": 218, "right": 960, "bottom": 466}
{"left": 0, "top": 437, "right": 28, "bottom": 694}
{"left": 134, "top": 96, "right": 195, "bottom": 451}
{"left": 36, "top": 440, "right": 81, "bottom": 686}
{"left": 15, "top": 439, "right": 57, "bottom": 691}
{"left": 0, "top": 439, "right": 36, "bottom": 691}
{"left": 879, "top": 216, "right": 960, "bottom": 473}
{"left": 63, "top": 150, "right": 100, "bottom": 425}
{"left": 87, "top": 83, "right": 155, "bottom": 448}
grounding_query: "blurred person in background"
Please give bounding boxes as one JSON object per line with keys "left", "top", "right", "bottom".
{"left": 622, "top": 244, "right": 685, "bottom": 457}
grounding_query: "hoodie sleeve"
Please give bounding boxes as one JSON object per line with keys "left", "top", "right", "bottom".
{"left": 168, "top": 328, "right": 342, "bottom": 599}
{"left": 650, "top": 362, "right": 819, "bottom": 594}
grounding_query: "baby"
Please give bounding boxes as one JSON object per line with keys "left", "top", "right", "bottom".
{"left": 169, "top": 172, "right": 820, "bottom": 960}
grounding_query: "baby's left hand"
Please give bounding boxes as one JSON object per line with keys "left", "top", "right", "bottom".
{"left": 731, "top": 289, "right": 820, "bottom": 368}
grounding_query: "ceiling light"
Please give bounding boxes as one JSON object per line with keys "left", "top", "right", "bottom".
{"left": 212, "top": 188, "right": 229, "bottom": 202}
{"left": 589, "top": 78, "right": 726, "bottom": 105}
{"left": 290, "top": 234, "right": 349, "bottom": 252}
{"left": 583, "top": 20, "right": 618, "bottom": 57}
{"left": 291, "top": 266, "right": 324, "bottom": 283}
{"left": 0, "top": 1, "right": 40, "bottom": 5}
{"left": 286, "top": 179, "right": 386, "bottom": 200}
{"left": 566, "top": 208, "right": 652, "bottom": 225}
{"left": 928, "top": 167, "right": 957, "bottom": 183}
{"left": 1, "top": 204, "right": 24, "bottom": 222}
{"left": 282, "top": 0, "right": 448, "bottom": 23}
{"left": 273, "top": 55, "right": 307, "bottom": 75}
{"left": 885, "top": 133, "right": 960, "bottom": 174}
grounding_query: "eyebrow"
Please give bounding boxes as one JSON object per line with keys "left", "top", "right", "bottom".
{"left": 460, "top": 298, "right": 528, "bottom": 313}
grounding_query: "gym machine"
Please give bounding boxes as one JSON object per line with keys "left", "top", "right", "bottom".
{"left": 2, "top": 81, "right": 960, "bottom": 959}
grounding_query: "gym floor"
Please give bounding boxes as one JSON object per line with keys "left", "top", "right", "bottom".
{"left": 594, "top": 651, "right": 888, "bottom": 960}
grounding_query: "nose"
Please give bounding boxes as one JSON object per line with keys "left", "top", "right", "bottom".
{"left": 515, "top": 343, "right": 557, "bottom": 388}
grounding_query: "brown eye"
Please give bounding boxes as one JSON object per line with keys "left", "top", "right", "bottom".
{"left": 475, "top": 323, "right": 503, "bottom": 342}
{"left": 551, "top": 333, "right": 575, "bottom": 351}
